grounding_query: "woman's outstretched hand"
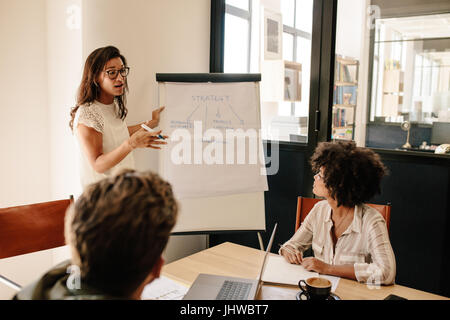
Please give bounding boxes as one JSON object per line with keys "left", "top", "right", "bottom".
{"left": 145, "top": 106, "right": 165, "bottom": 129}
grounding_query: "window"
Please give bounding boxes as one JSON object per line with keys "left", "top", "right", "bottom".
{"left": 224, "top": 13, "right": 250, "bottom": 73}
{"left": 223, "top": 0, "right": 314, "bottom": 143}
{"left": 224, "top": 0, "right": 251, "bottom": 73}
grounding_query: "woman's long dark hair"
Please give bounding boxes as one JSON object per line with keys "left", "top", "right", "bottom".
{"left": 69, "top": 46, "right": 129, "bottom": 131}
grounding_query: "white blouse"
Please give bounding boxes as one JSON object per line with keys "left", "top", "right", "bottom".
{"left": 73, "top": 100, "right": 135, "bottom": 189}
{"left": 281, "top": 200, "right": 396, "bottom": 285}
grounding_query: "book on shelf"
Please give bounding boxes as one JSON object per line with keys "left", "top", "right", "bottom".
{"left": 384, "top": 59, "right": 400, "bottom": 70}
{"left": 333, "top": 55, "right": 358, "bottom": 141}
{"left": 335, "top": 58, "right": 358, "bottom": 83}
{"left": 332, "top": 106, "right": 354, "bottom": 128}
{"left": 332, "top": 127, "right": 353, "bottom": 140}
{"left": 333, "top": 85, "right": 357, "bottom": 106}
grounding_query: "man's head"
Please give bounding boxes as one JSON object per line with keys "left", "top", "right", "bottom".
{"left": 65, "top": 169, "right": 178, "bottom": 298}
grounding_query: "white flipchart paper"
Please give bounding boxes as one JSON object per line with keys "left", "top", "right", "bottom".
{"left": 161, "top": 82, "right": 268, "bottom": 199}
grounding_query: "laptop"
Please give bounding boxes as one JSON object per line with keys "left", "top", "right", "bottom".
{"left": 183, "top": 223, "right": 277, "bottom": 300}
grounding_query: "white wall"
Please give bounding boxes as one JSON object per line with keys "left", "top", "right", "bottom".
{"left": 336, "top": 0, "right": 365, "bottom": 61}
{"left": 0, "top": 0, "right": 211, "bottom": 299}
{"left": 0, "top": 0, "right": 51, "bottom": 207}
{"left": 0, "top": 0, "right": 53, "bottom": 299}
{"left": 47, "top": 0, "right": 82, "bottom": 201}
{"left": 336, "top": 0, "right": 369, "bottom": 146}
{"left": 46, "top": 0, "right": 83, "bottom": 266}
{"left": 80, "top": 0, "right": 210, "bottom": 264}
{"left": 82, "top": 0, "right": 210, "bottom": 172}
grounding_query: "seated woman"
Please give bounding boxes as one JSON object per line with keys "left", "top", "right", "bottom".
{"left": 280, "top": 141, "right": 396, "bottom": 285}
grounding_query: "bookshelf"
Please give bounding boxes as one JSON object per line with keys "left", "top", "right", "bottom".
{"left": 332, "top": 55, "right": 359, "bottom": 140}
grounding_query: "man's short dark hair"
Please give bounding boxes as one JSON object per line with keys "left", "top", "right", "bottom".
{"left": 310, "top": 141, "right": 387, "bottom": 207}
{"left": 65, "top": 169, "right": 178, "bottom": 297}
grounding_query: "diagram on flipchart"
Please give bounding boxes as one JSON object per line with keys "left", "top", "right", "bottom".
{"left": 165, "top": 82, "right": 260, "bottom": 134}
{"left": 159, "top": 81, "right": 267, "bottom": 200}
{"left": 188, "top": 94, "right": 243, "bottom": 128}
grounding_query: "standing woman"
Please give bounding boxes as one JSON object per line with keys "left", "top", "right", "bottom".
{"left": 70, "top": 46, "right": 166, "bottom": 189}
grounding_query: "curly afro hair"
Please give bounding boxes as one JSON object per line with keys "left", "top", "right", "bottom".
{"left": 310, "top": 141, "right": 387, "bottom": 207}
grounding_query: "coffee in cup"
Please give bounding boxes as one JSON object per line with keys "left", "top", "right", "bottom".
{"left": 298, "top": 277, "right": 332, "bottom": 300}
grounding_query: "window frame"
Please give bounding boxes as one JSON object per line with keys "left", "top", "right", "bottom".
{"left": 211, "top": 0, "right": 338, "bottom": 196}
{"left": 210, "top": 0, "right": 337, "bottom": 149}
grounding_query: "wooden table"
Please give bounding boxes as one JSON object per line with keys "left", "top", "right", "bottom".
{"left": 163, "top": 242, "right": 448, "bottom": 300}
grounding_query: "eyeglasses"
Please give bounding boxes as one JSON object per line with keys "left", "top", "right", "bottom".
{"left": 104, "top": 67, "right": 130, "bottom": 79}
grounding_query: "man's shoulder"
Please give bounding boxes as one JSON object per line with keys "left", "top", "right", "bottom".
{"left": 13, "top": 260, "right": 122, "bottom": 300}
{"left": 12, "top": 260, "right": 72, "bottom": 300}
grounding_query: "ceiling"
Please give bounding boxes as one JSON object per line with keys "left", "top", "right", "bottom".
{"left": 378, "top": 13, "right": 450, "bottom": 39}
{"left": 423, "top": 51, "right": 450, "bottom": 66}
{"left": 378, "top": 13, "right": 450, "bottom": 65}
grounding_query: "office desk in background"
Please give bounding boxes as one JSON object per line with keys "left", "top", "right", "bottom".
{"left": 162, "top": 242, "right": 448, "bottom": 300}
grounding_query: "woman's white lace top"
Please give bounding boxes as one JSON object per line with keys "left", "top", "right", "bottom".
{"left": 73, "top": 100, "right": 135, "bottom": 189}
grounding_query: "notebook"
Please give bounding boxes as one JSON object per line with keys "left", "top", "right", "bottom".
{"left": 182, "top": 223, "right": 277, "bottom": 300}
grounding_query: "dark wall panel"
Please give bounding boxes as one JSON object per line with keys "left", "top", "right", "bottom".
{"left": 371, "top": 156, "right": 449, "bottom": 296}
{"left": 210, "top": 148, "right": 307, "bottom": 253}
{"left": 366, "top": 123, "right": 432, "bottom": 150}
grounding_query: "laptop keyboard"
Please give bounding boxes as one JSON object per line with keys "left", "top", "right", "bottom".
{"left": 215, "top": 280, "right": 252, "bottom": 300}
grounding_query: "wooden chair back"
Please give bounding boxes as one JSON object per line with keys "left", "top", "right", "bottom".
{"left": 295, "top": 196, "right": 391, "bottom": 234}
{"left": 0, "top": 197, "right": 73, "bottom": 259}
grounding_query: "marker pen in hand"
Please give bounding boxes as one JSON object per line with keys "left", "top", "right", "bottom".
{"left": 140, "top": 123, "right": 165, "bottom": 140}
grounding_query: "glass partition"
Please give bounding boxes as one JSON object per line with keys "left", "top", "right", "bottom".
{"left": 367, "top": 13, "right": 450, "bottom": 151}
{"left": 334, "top": 1, "right": 450, "bottom": 152}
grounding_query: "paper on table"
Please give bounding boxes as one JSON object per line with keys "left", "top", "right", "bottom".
{"left": 141, "top": 275, "right": 188, "bottom": 300}
{"left": 261, "top": 255, "right": 319, "bottom": 285}
{"left": 319, "top": 274, "right": 340, "bottom": 292}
